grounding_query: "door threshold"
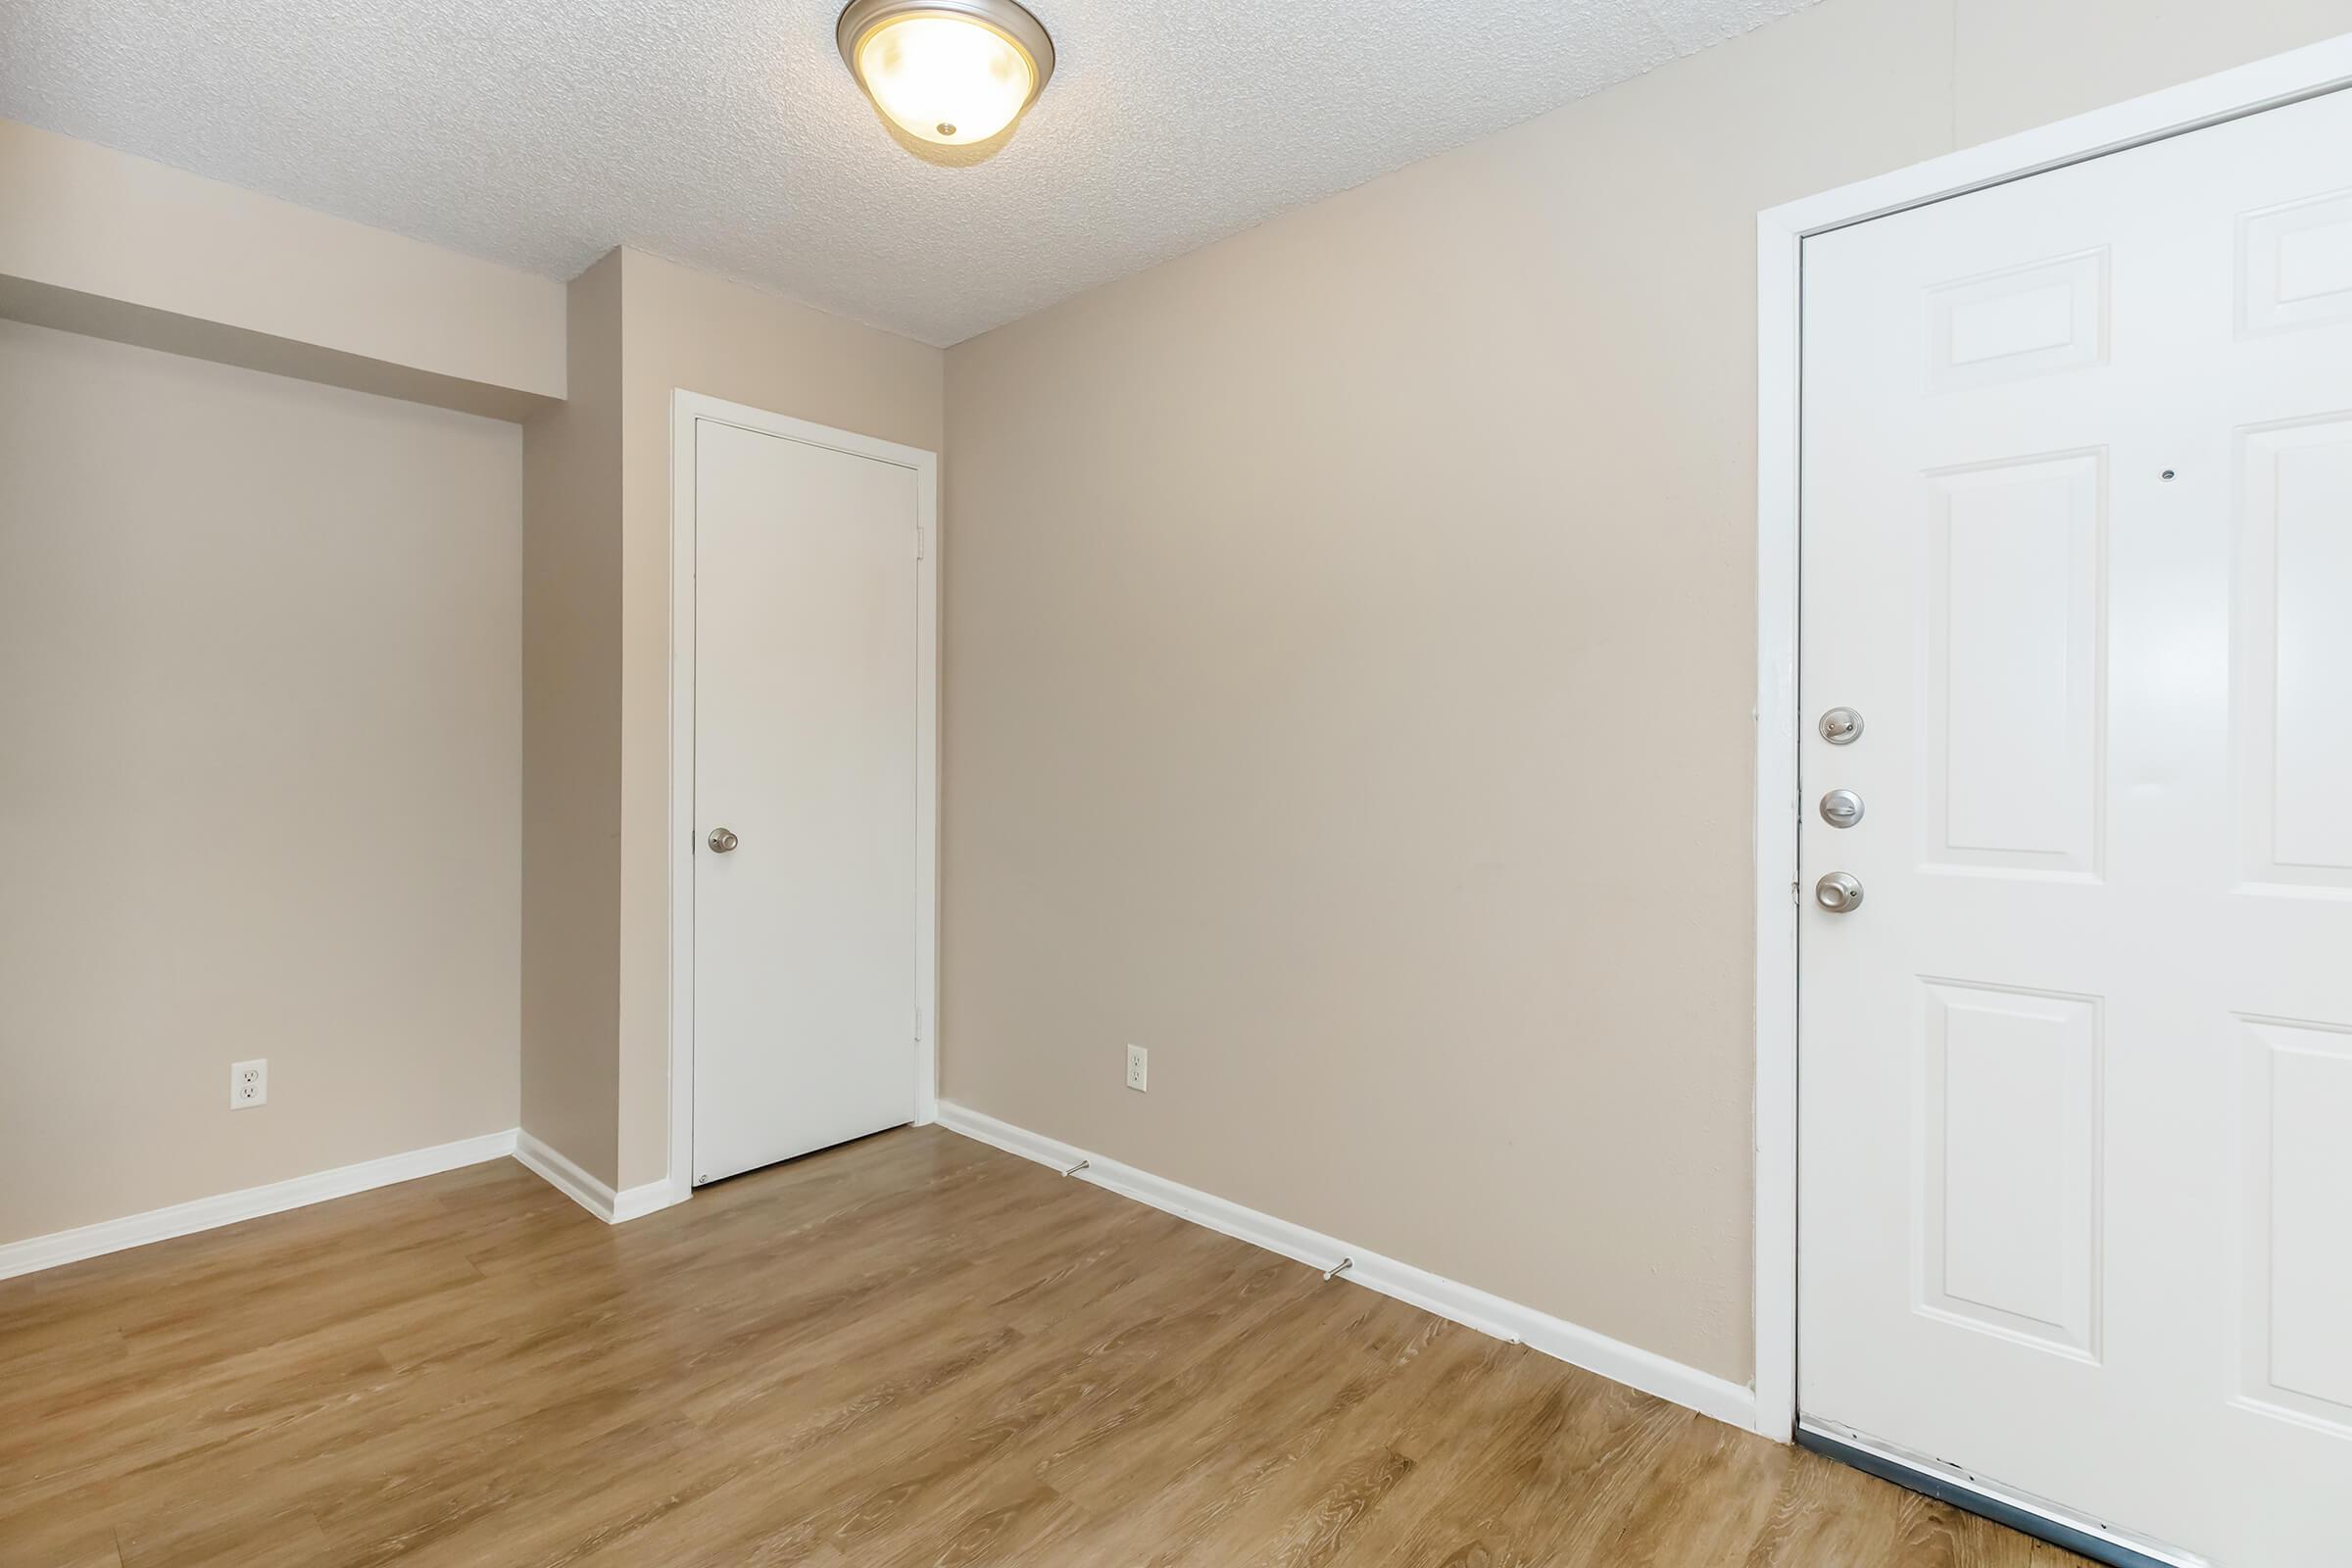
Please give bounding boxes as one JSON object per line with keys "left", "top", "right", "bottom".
{"left": 1795, "top": 1419, "right": 2209, "bottom": 1568}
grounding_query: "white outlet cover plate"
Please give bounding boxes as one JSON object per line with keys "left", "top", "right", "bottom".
{"left": 1125, "top": 1045, "right": 1148, "bottom": 1092}
{"left": 230, "top": 1058, "right": 267, "bottom": 1108}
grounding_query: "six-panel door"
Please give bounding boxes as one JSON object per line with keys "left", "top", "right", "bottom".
{"left": 1798, "top": 86, "right": 2352, "bottom": 1566}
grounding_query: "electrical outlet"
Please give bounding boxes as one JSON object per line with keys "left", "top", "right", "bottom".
{"left": 1125, "top": 1043, "right": 1148, "bottom": 1093}
{"left": 230, "top": 1058, "right": 267, "bottom": 1109}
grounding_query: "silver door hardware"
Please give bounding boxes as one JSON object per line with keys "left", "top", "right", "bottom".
{"left": 1820, "top": 789, "right": 1865, "bottom": 827}
{"left": 1819, "top": 707, "right": 1864, "bottom": 745}
{"left": 708, "top": 827, "right": 739, "bottom": 854}
{"left": 1815, "top": 872, "right": 1864, "bottom": 912}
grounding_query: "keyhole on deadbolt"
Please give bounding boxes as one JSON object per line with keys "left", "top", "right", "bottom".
{"left": 2161, "top": 468, "right": 2177, "bottom": 481}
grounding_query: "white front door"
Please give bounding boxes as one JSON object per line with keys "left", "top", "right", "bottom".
{"left": 1799, "top": 86, "right": 2352, "bottom": 1567}
{"left": 692, "top": 415, "right": 920, "bottom": 1185}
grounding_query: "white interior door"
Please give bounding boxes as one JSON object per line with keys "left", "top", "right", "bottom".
{"left": 692, "top": 416, "right": 920, "bottom": 1185}
{"left": 1798, "top": 86, "right": 2352, "bottom": 1567}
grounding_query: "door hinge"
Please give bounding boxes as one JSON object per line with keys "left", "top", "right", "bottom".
{"left": 1791, "top": 880, "right": 1801, "bottom": 906}
{"left": 913, "top": 1004, "right": 925, "bottom": 1042}
{"left": 914, "top": 523, "right": 924, "bottom": 561}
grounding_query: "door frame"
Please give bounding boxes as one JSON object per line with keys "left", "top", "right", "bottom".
{"left": 667, "top": 388, "right": 941, "bottom": 1201}
{"left": 1751, "top": 32, "right": 2352, "bottom": 1444}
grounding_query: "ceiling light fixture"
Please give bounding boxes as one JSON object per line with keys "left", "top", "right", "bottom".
{"left": 836, "top": 0, "right": 1055, "bottom": 148}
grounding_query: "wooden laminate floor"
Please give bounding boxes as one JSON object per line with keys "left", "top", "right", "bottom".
{"left": 2, "top": 1126, "right": 2089, "bottom": 1567}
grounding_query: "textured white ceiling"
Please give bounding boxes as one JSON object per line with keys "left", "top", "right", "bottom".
{"left": 0, "top": 0, "right": 1809, "bottom": 346}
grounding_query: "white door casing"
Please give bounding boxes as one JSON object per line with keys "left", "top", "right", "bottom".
{"left": 1795, "top": 81, "right": 2352, "bottom": 1568}
{"left": 669, "top": 393, "right": 940, "bottom": 1193}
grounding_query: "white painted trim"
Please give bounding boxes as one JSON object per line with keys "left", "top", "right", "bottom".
{"left": 514, "top": 1130, "right": 683, "bottom": 1224}
{"left": 1752, "top": 33, "right": 2352, "bottom": 1444}
{"left": 935, "top": 1101, "right": 1760, "bottom": 1434}
{"left": 667, "top": 390, "right": 943, "bottom": 1200}
{"left": 1752, "top": 188, "right": 1802, "bottom": 1446}
{"left": 0, "top": 1129, "right": 519, "bottom": 1282}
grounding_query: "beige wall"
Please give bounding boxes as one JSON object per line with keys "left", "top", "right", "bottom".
{"left": 520, "top": 254, "right": 625, "bottom": 1184}
{"left": 0, "top": 319, "right": 522, "bottom": 1245}
{"left": 0, "top": 119, "right": 564, "bottom": 416}
{"left": 1950, "top": 0, "right": 2348, "bottom": 143}
{"left": 940, "top": 0, "right": 2349, "bottom": 1382}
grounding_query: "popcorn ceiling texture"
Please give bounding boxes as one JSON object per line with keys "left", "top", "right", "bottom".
{"left": 0, "top": 0, "right": 1811, "bottom": 346}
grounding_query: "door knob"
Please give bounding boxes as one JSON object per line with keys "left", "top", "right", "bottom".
{"left": 1815, "top": 872, "right": 1863, "bottom": 912}
{"left": 708, "top": 827, "right": 738, "bottom": 854}
{"left": 1820, "top": 789, "right": 1864, "bottom": 827}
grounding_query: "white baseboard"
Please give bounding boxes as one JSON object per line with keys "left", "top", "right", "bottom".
{"left": 514, "top": 1130, "right": 682, "bottom": 1225}
{"left": 934, "top": 1100, "right": 1761, "bottom": 1436}
{"left": 611, "top": 1177, "right": 681, "bottom": 1223}
{"left": 0, "top": 1128, "right": 520, "bottom": 1283}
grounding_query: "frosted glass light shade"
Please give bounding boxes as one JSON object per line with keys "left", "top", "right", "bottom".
{"left": 838, "top": 0, "right": 1054, "bottom": 148}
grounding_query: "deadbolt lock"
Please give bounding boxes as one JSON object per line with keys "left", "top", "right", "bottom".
{"left": 1820, "top": 789, "right": 1864, "bottom": 828}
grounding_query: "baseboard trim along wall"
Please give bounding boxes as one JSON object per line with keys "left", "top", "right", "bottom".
{"left": 0, "top": 1125, "right": 695, "bottom": 1282}
{"left": 0, "top": 1128, "right": 520, "bottom": 1282}
{"left": 514, "top": 1131, "right": 683, "bottom": 1225}
{"left": 933, "top": 1100, "right": 1762, "bottom": 1435}
{"left": 4, "top": 1098, "right": 1752, "bottom": 1437}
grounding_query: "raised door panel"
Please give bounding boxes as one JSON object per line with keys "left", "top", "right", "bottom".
{"left": 1918, "top": 981, "right": 2102, "bottom": 1359}
{"left": 2240, "top": 190, "right": 2352, "bottom": 335}
{"left": 1927, "top": 250, "right": 2109, "bottom": 391}
{"left": 2237, "top": 417, "right": 2352, "bottom": 890}
{"left": 1921, "top": 453, "right": 2106, "bottom": 877}
{"left": 2238, "top": 1017, "right": 2352, "bottom": 1434}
